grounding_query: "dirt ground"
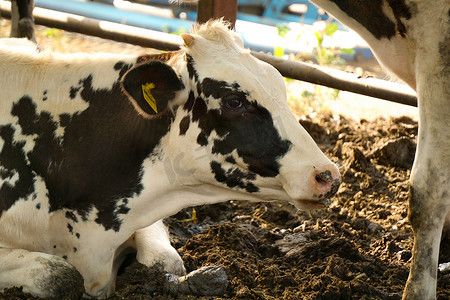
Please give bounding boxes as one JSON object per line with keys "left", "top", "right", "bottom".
{"left": 0, "top": 21, "right": 448, "bottom": 300}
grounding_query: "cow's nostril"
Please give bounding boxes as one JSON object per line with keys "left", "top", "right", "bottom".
{"left": 315, "top": 170, "right": 332, "bottom": 185}
{"left": 313, "top": 169, "right": 341, "bottom": 199}
{"left": 315, "top": 174, "right": 328, "bottom": 185}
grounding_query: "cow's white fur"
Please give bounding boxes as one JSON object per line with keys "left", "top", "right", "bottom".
{"left": 310, "top": 1, "right": 449, "bottom": 299}
{"left": 0, "top": 21, "right": 339, "bottom": 297}
{"left": 133, "top": 220, "right": 186, "bottom": 275}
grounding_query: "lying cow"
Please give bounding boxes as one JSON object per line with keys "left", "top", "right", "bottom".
{"left": 309, "top": 1, "right": 449, "bottom": 299}
{"left": 0, "top": 20, "right": 340, "bottom": 298}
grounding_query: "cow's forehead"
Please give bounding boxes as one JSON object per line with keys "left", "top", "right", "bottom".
{"left": 192, "top": 51, "right": 287, "bottom": 104}
{"left": 182, "top": 22, "right": 287, "bottom": 108}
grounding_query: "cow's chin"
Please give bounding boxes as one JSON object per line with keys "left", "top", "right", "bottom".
{"left": 291, "top": 198, "right": 332, "bottom": 211}
{"left": 255, "top": 185, "right": 332, "bottom": 211}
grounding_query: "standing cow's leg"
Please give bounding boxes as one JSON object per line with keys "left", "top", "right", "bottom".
{"left": 406, "top": 119, "right": 450, "bottom": 299}
{"left": 0, "top": 248, "right": 84, "bottom": 298}
{"left": 10, "top": 0, "right": 36, "bottom": 42}
{"left": 407, "top": 172, "right": 450, "bottom": 300}
{"left": 403, "top": 5, "right": 450, "bottom": 298}
{"left": 404, "top": 88, "right": 450, "bottom": 299}
{"left": 133, "top": 220, "right": 186, "bottom": 276}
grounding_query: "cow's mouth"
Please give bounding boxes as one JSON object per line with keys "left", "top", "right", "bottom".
{"left": 292, "top": 198, "right": 332, "bottom": 210}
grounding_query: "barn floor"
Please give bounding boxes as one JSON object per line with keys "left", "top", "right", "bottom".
{"left": 0, "top": 20, "right": 448, "bottom": 300}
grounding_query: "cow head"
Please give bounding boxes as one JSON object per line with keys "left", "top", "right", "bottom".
{"left": 121, "top": 20, "right": 340, "bottom": 212}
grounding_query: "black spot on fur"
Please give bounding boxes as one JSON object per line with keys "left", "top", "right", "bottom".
{"left": 65, "top": 211, "right": 78, "bottom": 223}
{"left": 210, "top": 161, "right": 259, "bottom": 193}
{"left": 201, "top": 78, "right": 247, "bottom": 100}
{"left": 183, "top": 91, "right": 195, "bottom": 112}
{"left": 0, "top": 123, "right": 36, "bottom": 217}
{"left": 388, "top": 0, "right": 411, "bottom": 37}
{"left": 69, "top": 86, "right": 81, "bottom": 99}
{"left": 225, "top": 156, "right": 236, "bottom": 164}
{"left": 67, "top": 223, "right": 73, "bottom": 234}
{"left": 75, "top": 233, "right": 80, "bottom": 239}
{"left": 186, "top": 55, "right": 199, "bottom": 81}
{"left": 116, "top": 199, "right": 130, "bottom": 215}
{"left": 197, "top": 131, "right": 209, "bottom": 146}
{"left": 36, "top": 203, "right": 41, "bottom": 209}
{"left": 59, "top": 114, "right": 72, "bottom": 128}
{"left": 329, "top": 0, "right": 411, "bottom": 39}
{"left": 192, "top": 97, "right": 210, "bottom": 146}
{"left": 179, "top": 115, "right": 190, "bottom": 135}
{"left": 0, "top": 167, "right": 14, "bottom": 179}
{"left": 114, "top": 61, "right": 133, "bottom": 78}
{"left": 192, "top": 96, "right": 208, "bottom": 123}
{"left": 114, "top": 61, "right": 125, "bottom": 71}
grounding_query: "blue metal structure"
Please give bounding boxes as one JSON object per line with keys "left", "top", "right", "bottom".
{"left": 167, "top": 0, "right": 338, "bottom": 27}
{"left": 236, "top": 0, "right": 330, "bottom": 26}
{"left": 35, "top": 0, "right": 195, "bottom": 33}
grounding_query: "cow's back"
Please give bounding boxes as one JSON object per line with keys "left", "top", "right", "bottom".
{"left": 0, "top": 39, "right": 147, "bottom": 250}
{"left": 0, "top": 38, "right": 136, "bottom": 114}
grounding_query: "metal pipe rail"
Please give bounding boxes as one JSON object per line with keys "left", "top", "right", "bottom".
{"left": 0, "top": 1, "right": 417, "bottom": 106}
{"left": 251, "top": 52, "right": 417, "bottom": 107}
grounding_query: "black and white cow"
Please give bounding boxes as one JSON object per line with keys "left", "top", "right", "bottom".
{"left": 0, "top": 21, "right": 341, "bottom": 297}
{"left": 309, "top": 1, "right": 449, "bottom": 299}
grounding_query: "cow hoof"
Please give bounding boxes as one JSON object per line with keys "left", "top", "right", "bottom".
{"left": 154, "top": 250, "right": 186, "bottom": 276}
{"left": 164, "top": 265, "right": 228, "bottom": 297}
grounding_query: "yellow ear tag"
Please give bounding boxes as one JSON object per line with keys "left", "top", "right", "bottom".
{"left": 141, "top": 82, "right": 158, "bottom": 113}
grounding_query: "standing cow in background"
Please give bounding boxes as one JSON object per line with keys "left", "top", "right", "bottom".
{"left": 0, "top": 20, "right": 340, "bottom": 298}
{"left": 9, "top": 0, "right": 35, "bottom": 42}
{"left": 309, "top": 1, "right": 449, "bottom": 299}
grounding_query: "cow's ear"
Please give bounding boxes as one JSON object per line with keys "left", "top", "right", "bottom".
{"left": 121, "top": 61, "right": 183, "bottom": 118}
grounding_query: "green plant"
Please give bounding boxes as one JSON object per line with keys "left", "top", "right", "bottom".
{"left": 171, "top": 27, "right": 188, "bottom": 35}
{"left": 276, "top": 24, "right": 290, "bottom": 38}
{"left": 40, "top": 28, "right": 69, "bottom": 51}
{"left": 161, "top": 25, "right": 187, "bottom": 35}
{"left": 314, "top": 23, "right": 355, "bottom": 66}
{"left": 274, "top": 24, "right": 290, "bottom": 57}
{"left": 277, "top": 22, "right": 358, "bottom": 115}
{"left": 43, "top": 28, "right": 63, "bottom": 39}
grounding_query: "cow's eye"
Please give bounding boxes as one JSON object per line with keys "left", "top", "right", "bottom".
{"left": 223, "top": 94, "right": 244, "bottom": 110}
